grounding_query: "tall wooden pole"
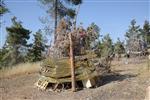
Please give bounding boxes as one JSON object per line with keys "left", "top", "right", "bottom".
{"left": 148, "top": 55, "right": 150, "bottom": 71}
{"left": 69, "top": 4, "right": 81, "bottom": 92}
{"left": 69, "top": 32, "right": 76, "bottom": 92}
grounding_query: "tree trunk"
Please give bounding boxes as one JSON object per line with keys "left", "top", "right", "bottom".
{"left": 73, "top": 4, "right": 80, "bottom": 30}
{"left": 54, "top": 0, "right": 58, "bottom": 43}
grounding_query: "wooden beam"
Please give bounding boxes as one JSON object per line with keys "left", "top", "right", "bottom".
{"left": 69, "top": 32, "right": 76, "bottom": 92}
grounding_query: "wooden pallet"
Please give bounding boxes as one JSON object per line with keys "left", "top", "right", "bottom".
{"left": 34, "top": 76, "right": 49, "bottom": 90}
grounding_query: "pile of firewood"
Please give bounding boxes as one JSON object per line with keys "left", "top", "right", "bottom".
{"left": 35, "top": 57, "right": 110, "bottom": 91}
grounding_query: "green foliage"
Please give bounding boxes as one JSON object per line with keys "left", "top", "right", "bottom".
{"left": 39, "top": 0, "right": 82, "bottom": 19}
{"left": 26, "top": 30, "right": 46, "bottom": 62}
{"left": 87, "top": 23, "right": 100, "bottom": 41}
{"left": 65, "top": 0, "right": 82, "bottom": 5}
{"left": 125, "top": 19, "right": 142, "bottom": 52}
{"left": 2, "top": 17, "right": 31, "bottom": 66}
{"left": 140, "top": 20, "right": 150, "bottom": 45}
{"left": 39, "top": 0, "right": 82, "bottom": 18}
{"left": 39, "top": 0, "right": 82, "bottom": 42}
{"left": 85, "top": 23, "right": 100, "bottom": 49}
{"left": 125, "top": 19, "right": 140, "bottom": 38}
{"left": 114, "top": 38, "right": 125, "bottom": 54}
{"left": 0, "top": 0, "right": 9, "bottom": 16}
{"left": 97, "top": 34, "right": 113, "bottom": 57}
{"left": 0, "top": 48, "right": 8, "bottom": 68}
{"left": 52, "top": 20, "right": 100, "bottom": 57}
{"left": 6, "top": 17, "right": 30, "bottom": 47}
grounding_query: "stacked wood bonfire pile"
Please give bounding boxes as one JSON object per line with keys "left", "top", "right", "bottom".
{"left": 35, "top": 56, "right": 110, "bottom": 91}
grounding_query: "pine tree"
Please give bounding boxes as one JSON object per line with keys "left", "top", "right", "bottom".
{"left": 140, "top": 20, "right": 150, "bottom": 45}
{"left": 0, "top": 47, "right": 8, "bottom": 68}
{"left": 95, "top": 40, "right": 102, "bottom": 57}
{"left": 39, "top": 0, "right": 82, "bottom": 42}
{"left": 114, "top": 38, "right": 125, "bottom": 60}
{"left": 2, "top": 17, "right": 31, "bottom": 66}
{"left": 95, "top": 34, "right": 113, "bottom": 69}
{"left": 114, "top": 38, "right": 125, "bottom": 54}
{"left": 85, "top": 22, "right": 100, "bottom": 49}
{"left": 0, "top": 0, "right": 9, "bottom": 26}
{"left": 0, "top": 0, "right": 9, "bottom": 16}
{"left": 125, "top": 19, "right": 141, "bottom": 52}
{"left": 101, "top": 34, "right": 113, "bottom": 57}
{"left": 125, "top": 19, "right": 140, "bottom": 38}
{"left": 27, "top": 30, "right": 46, "bottom": 62}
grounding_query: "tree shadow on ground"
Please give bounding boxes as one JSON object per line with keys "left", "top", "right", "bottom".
{"left": 112, "top": 69, "right": 131, "bottom": 73}
{"left": 99, "top": 72, "right": 138, "bottom": 86}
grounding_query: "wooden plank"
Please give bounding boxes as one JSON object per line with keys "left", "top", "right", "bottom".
{"left": 82, "top": 78, "right": 96, "bottom": 88}
{"left": 69, "top": 32, "right": 76, "bottom": 92}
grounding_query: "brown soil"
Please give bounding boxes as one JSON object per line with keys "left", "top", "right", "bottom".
{"left": 0, "top": 58, "right": 150, "bottom": 100}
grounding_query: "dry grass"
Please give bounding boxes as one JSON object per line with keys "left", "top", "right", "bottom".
{"left": 112, "top": 58, "right": 150, "bottom": 76}
{"left": 133, "top": 60, "right": 148, "bottom": 76}
{"left": 138, "top": 64, "right": 150, "bottom": 78}
{"left": 0, "top": 62, "right": 41, "bottom": 78}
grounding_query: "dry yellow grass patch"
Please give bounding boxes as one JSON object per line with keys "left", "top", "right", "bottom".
{"left": 0, "top": 62, "right": 41, "bottom": 78}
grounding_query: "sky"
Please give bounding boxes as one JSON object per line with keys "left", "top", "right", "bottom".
{"left": 0, "top": 0, "right": 150, "bottom": 48}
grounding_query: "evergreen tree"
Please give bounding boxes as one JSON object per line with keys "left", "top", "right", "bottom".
{"left": 0, "top": 47, "right": 8, "bottom": 68}
{"left": 27, "top": 30, "right": 46, "bottom": 62}
{"left": 125, "top": 19, "right": 141, "bottom": 52}
{"left": 114, "top": 38, "right": 125, "bottom": 54}
{"left": 114, "top": 38, "right": 125, "bottom": 60}
{"left": 2, "top": 17, "right": 31, "bottom": 66}
{"left": 39, "top": 0, "right": 82, "bottom": 42}
{"left": 95, "top": 34, "right": 113, "bottom": 69}
{"left": 0, "top": 0, "right": 9, "bottom": 16}
{"left": 95, "top": 40, "right": 102, "bottom": 57}
{"left": 0, "top": 0, "right": 9, "bottom": 26}
{"left": 140, "top": 20, "right": 150, "bottom": 45}
{"left": 125, "top": 19, "right": 140, "bottom": 38}
{"left": 85, "top": 22, "right": 100, "bottom": 49}
{"left": 100, "top": 34, "right": 113, "bottom": 57}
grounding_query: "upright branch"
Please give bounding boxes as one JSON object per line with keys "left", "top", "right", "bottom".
{"left": 69, "top": 31, "right": 75, "bottom": 92}
{"left": 73, "top": 4, "right": 81, "bottom": 29}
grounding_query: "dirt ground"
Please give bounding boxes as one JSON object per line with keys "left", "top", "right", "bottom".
{"left": 0, "top": 58, "right": 150, "bottom": 100}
